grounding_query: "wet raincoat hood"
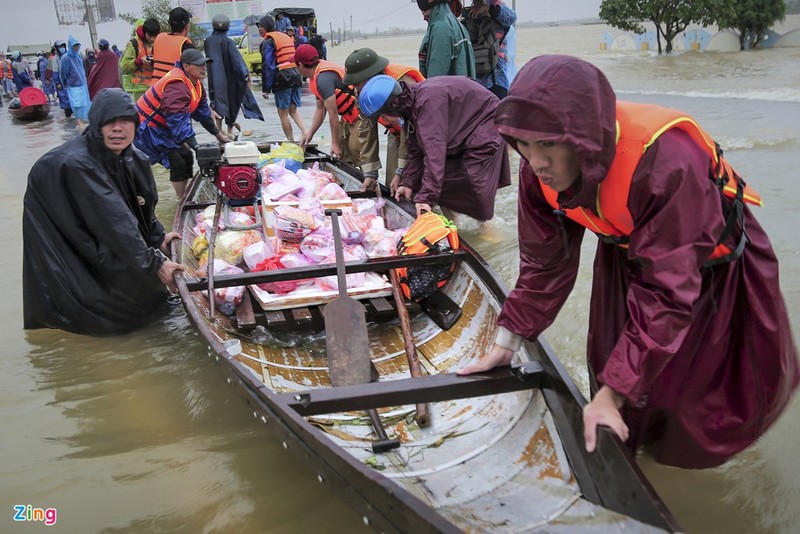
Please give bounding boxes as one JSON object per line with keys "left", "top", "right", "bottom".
{"left": 86, "top": 89, "right": 137, "bottom": 143}
{"left": 495, "top": 55, "right": 617, "bottom": 209}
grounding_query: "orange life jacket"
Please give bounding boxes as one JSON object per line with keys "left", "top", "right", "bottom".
{"left": 151, "top": 33, "right": 190, "bottom": 81}
{"left": 395, "top": 212, "right": 460, "bottom": 300}
{"left": 309, "top": 60, "right": 359, "bottom": 124}
{"left": 266, "top": 31, "right": 297, "bottom": 70}
{"left": 0, "top": 60, "right": 5, "bottom": 79}
{"left": 136, "top": 67, "right": 202, "bottom": 129}
{"left": 379, "top": 63, "right": 425, "bottom": 134}
{"left": 541, "top": 101, "right": 762, "bottom": 266}
{"left": 131, "top": 35, "right": 154, "bottom": 86}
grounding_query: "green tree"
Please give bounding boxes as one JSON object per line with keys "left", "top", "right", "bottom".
{"left": 119, "top": 0, "right": 208, "bottom": 47}
{"left": 599, "top": 0, "right": 736, "bottom": 54}
{"left": 716, "top": 0, "right": 786, "bottom": 49}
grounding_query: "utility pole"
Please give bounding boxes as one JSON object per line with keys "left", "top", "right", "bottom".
{"left": 83, "top": 0, "right": 97, "bottom": 50}
{"left": 329, "top": 22, "right": 334, "bottom": 47}
{"left": 350, "top": 15, "right": 353, "bottom": 43}
{"left": 343, "top": 18, "right": 347, "bottom": 43}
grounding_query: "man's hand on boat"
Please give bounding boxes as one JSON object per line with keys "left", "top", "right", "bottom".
{"left": 158, "top": 259, "right": 184, "bottom": 294}
{"left": 360, "top": 176, "right": 377, "bottom": 192}
{"left": 583, "top": 385, "right": 629, "bottom": 453}
{"left": 456, "top": 343, "right": 516, "bottom": 375}
{"left": 394, "top": 185, "right": 431, "bottom": 217}
{"left": 160, "top": 232, "right": 181, "bottom": 256}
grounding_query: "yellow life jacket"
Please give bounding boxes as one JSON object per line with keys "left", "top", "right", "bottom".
{"left": 395, "top": 212, "right": 460, "bottom": 300}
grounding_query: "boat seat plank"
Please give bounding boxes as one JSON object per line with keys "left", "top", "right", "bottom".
{"left": 183, "top": 250, "right": 467, "bottom": 291}
{"left": 281, "top": 362, "right": 544, "bottom": 416}
{"left": 234, "top": 293, "right": 257, "bottom": 330}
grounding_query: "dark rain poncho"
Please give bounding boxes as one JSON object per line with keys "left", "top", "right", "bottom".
{"left": 397, "top": 76, "right": 510, "bottom": 221}
{"left": 23, "top": 89, "right": 169, "bottom": 336}
{"left": 203, "top": 29, "right": 263, "bottom": 127}
{"left": 494, "top": 55, "right": 799, "bottom": 469}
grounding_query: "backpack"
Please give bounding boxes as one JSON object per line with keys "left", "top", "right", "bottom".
{"left": 462, "top": 15, "right": 505, "bottom": 78}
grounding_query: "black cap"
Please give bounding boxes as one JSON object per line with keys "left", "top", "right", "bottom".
{"left": 180, "top": 48, "right": 212, "bottom": 66}
{"left": 169, "top": 7, "right": 192, "bottom": 26}
{"left": 257, "top": 15, "right": 275, "bottom": 32}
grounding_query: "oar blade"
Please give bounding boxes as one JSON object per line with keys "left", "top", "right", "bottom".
{"left": 324, "top": 296, "right": 372, "bottom": 386}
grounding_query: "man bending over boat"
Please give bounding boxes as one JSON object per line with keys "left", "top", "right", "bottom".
{"left": 358, "top": 74, "right": 510, "bottom": 221}
{"left": 458, "top": 55, "right": 799, "bottom": 469}
{"left": 22, "top": 89, "right": 184, "bottom": 336}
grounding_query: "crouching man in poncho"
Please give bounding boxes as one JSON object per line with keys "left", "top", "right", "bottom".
{"left": 22, "top": 89, "right": 183, "bottom": 336}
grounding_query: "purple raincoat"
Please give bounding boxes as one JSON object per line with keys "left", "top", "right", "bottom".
{"left": 397, "top": 76, "right": 511, "bottom": 221}
{"left": 494, "top": 55, "right": 799, "bottom": 469}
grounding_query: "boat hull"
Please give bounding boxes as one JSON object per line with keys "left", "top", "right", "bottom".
{"left": 9, "top": 103, "right": 51, "bottom": 121}
{"left": 172, "top": 147, "right": 679, "bottom": 532}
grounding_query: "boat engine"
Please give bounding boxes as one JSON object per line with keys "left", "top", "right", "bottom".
{"left": 197, "top": 141, "right": 261, "bottom": 201}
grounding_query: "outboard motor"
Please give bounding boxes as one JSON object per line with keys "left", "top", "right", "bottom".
{"left": 197, "top": 141, "right": 263, "bottom": 230}
{"left": 198, "top": 141, "right": 262, "bottom": 201}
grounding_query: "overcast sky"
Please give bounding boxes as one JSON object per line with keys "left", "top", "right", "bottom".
{"left": 2, "top": 1, "right": 602, "bottom": 51}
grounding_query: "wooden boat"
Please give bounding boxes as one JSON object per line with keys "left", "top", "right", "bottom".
{"left": 172, "top": 145, "right": 681, "bottom": 533}
{"left": 8, "top": 87, "right": 51, "bottom": 121}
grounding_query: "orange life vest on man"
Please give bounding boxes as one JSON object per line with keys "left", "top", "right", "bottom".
{"left": 266, "top": 31, "right": 297, "bottom": 70}
{"left": 136, "top": 67, "right": 202, "bottom": 129}
{"left": 308, "top": 60, "right": 359, "bottom": 124}
{"left": 0, "top": 60, "right": 6, "bottom": 79}
{"left": 151, "top": 33, "right": 191, "bottom": 81}
{"left": 131, "top": 35, "right": 155, "bottom": 86}
{"left": 379, "top": 63, "right": 425, "bottom": 134}
{"left": 541, "top": 101, "right": 762, "bottom": 265}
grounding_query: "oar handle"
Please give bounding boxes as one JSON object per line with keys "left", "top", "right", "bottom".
{"left": 207, "top": 195, "right": 224, "bottom": 319}
{"left": 326, "top": 208, "right": 348, "bottom": 298}
{"left": 376, "top": 186, "right": 431, "bottom": 427}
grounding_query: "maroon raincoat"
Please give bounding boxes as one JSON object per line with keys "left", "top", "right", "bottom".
{"left": 494, "top": 55, "right": 798, "bottom": 469}
{"left": 397, "top": 76, "right": 511, "bottom": 221}
{"left": 87, "top": 49, "right": 122, "bottom": 100}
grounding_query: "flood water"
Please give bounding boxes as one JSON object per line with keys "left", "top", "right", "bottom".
{"left": 2, "top": 19, "right": 800, "bottom": 533}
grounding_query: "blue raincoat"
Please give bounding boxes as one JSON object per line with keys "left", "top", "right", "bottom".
{"left": 60, "top": 35, "right": 91, "bottom": 120}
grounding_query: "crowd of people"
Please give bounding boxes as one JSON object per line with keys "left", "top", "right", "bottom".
{"left": 20, "top": 0, "right": 799, "bottom": 472}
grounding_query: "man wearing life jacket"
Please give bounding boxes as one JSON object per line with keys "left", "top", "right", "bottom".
{"left": 257, "top": 15, "right": 305, "bottom": 143}
{"left": 344, "top": 48, "right": 425, "bottom": 192}
{"left": 295, "top": 44, "right": 382, "bottom": 183}
{"left": 134, "top": 49, "right": 229, "bottom": 198}
{"left": 151, "top": 7, "right": 194, "bottom": 83}
{"left": 121, "top": 18, "right": 160, "bottom": 102}
{"left": 460, "top": 55, "right": 799, "bottom": 471}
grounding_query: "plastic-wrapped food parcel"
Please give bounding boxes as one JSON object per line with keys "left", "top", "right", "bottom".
{"left": 190, "top": 145, "right": 407, "bottom": 313}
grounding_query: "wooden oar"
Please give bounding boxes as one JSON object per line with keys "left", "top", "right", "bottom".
{"left": 206, "top": 195, "right": 223, "bottom": 319}
{"left": 378, "top": 187, "right": 431, "bottom": 427}
{"left": 324, "top": 208, "right": 400, "bottom": 453}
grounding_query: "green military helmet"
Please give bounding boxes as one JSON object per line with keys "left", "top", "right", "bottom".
{"left": 343, "top": 48, "right": 390, "bottom": 86}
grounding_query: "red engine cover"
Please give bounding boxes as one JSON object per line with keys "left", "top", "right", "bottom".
{"left": 216, "top": 165, "right": 259, "bottom": 199}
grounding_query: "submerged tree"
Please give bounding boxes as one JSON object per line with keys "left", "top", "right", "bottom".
{"left": 599, "top": 0, "right": 735, "bottom": 54}
{"left": 716, "top": 0, "right": 786, "bottom": 49}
